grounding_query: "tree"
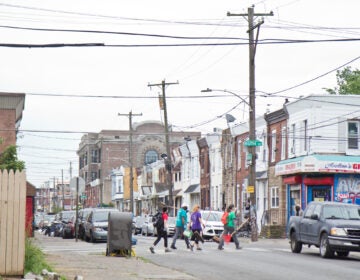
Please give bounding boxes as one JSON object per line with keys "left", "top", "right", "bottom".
{"left": 0, "top": 145, "right": 25, "bottom": 171}
{"left": 324, "top": 67, "right": 360, "bottom": 95}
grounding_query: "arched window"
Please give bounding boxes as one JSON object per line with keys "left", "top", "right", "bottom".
{"left": 145, "top": 150, "right": 158, "bottom": 164}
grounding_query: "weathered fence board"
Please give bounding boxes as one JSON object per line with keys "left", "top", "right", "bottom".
{"left": 0, "top": 170, "right": 26, "bottom": 277}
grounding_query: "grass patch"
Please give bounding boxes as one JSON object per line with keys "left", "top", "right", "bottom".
{"left": 25, "top": 238, "right": 53, "bottom": 275}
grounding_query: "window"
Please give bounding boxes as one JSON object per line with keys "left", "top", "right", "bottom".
{"left": 301, "top": 120, "right": 308, "bottom": 153}
{"left": 270, "top": 186, "right": 279, "bottom": 208}
{"left": 91, "top": 149, "right": 98, "bottom": 163}
{"left": 237, "top": 140, "right": 242, "bottom": 170}
{"left": 348, "top": 121, "right": 359, "bottom": 149}
{"left": 91, "top": 172, "right": 97, "bottom": 181}
{"left": 271, "top": 130, "right": 276, "bottom": 162}
{"left": 281, "top": 126, "right": 286, "bottom": 160}
{"left": 291, "top": 124, "right": 296, "bottom": 154}
{"left": 145, "top": 150, "right": 158, "bottom": 164}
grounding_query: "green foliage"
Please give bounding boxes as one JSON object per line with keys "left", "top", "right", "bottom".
{"left": 0, "top": 145, "right": 25, "bottom": 171}
{"left": 324, "top": 66, "right": 360, "bottom": 95}
{"left": 25, "top": 238, "right": 53, "bottom": 275}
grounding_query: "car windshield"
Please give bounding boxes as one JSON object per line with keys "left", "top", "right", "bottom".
{"left": 93, "top": 211, "right": 113, "bottom": 222}
{"left": 201, "top": 211, "right": 222, "bottom": 222}
{"left": 61, "top": 211, "right": 75, "bottom": 221}
{"left": 323, "top": 205, "right": 360, "bottom": 220}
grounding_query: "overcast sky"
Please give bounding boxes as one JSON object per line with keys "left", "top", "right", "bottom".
{"left": 1, "top": 0, "right": 359, "bottom": 187}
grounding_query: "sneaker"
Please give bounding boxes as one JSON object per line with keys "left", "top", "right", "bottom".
{"left": 149, "top": 247, "right": 155, "bottom": 254}
{"left": 197, "top": 247, "right": 202, "bottom": 251}
{"left": 236, "top": 246, "right": 242, "bottom": 250}
{"left": 165, "top": 248, "right": 171, "bottom": 253}
{"left": 190, "top": 245, "right": 194, "bottom": 251}
{"left": 218, "top": 247, "right": 224, "bottom": 250}
{"left": 170, "top": 245, "right": 177, "bottom": 250}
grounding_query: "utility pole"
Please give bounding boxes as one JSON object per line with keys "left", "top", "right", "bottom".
{"left": 61, "top": 169, "right": 65, "bottom": 210}
{"left": 227, "top": 6, "right": 273, "bottom": 242}
{"left": 148, "top": 79, "right": 178, "bottom": 215}
{"left": 118, "top": 111, "right": 142, "bottom": 214}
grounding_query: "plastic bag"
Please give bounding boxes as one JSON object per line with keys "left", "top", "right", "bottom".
{"left": 183, "top": 229, "right": 193, "bottom": 238}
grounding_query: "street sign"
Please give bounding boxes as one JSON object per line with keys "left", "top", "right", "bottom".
{"left": 247, "top": 186, "right": 254, "bottom": 193}
{"left": 70, "top": 176, "right": 85, "bottom": 193}
{"left": 244, "top": 140, "right": 262, "bottom": 147}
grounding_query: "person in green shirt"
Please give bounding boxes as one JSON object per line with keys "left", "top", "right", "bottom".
{"left": 218, "top": 204, "right": 241, "bottom": 250}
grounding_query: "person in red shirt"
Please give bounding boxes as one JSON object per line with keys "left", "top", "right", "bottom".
{"left": 150, "top": 207, "right": 171, "bottom": 253}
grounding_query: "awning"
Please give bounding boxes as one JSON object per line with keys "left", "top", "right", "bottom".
{"left": 275, "top": 155, "right": 360, "bottom": 176}
{"left": 173, "top": 189, "right": 183, "bottom": 196}
{"left": 184, "top": 184, "right": 200, "bottom": 193}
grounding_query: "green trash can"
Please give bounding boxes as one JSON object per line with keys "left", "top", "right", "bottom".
{"left": 106, "top": 212, "right": 133, "bottom": 256}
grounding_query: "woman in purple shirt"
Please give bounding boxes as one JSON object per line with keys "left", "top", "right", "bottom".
{"left": 190, "top": 205, "right": 205, "bottom": 250}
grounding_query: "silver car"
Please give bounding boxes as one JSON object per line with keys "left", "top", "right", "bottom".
{"left": 84, "top": 208, "right": 120, "bottom": 243}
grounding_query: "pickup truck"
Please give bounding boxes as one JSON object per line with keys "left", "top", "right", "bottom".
{"left": 288, "top": 201, "right": 360, "bottom": 258}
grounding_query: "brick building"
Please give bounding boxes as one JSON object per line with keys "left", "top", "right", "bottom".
{"left": 77, "top": 120, "right": 200, "bottom": 213}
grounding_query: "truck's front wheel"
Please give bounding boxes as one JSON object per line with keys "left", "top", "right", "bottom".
{"left": 319, "top": 233, "right": 334, "bottom": 258}
{"left": 290, "top": 231, "right": 302, "bottom": 253}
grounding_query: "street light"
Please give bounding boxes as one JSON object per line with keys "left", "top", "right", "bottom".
{"left": 201, "top": 88, "right": 252, "bottom": 111}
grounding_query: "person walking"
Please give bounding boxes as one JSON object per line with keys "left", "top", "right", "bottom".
{"left": 189, "top": 205, "right": 205, "bottom": 251}
{"left": 218, "top": 204, "right": 241, "bottom": 250}
{"left": 170, "top": 203, "right": 190, "bottom": 250}
{"left": 149, "top": 207, "right": 171, "bottom": 253}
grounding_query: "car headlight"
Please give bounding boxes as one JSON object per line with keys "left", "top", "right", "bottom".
{"left": 94, "top": 227, "right": 105, "bottom": 232}
{"left": 330, "top": 227, "right": 347, "bottom": 236}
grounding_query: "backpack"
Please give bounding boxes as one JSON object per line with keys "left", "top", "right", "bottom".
{"left": 152, "top": 211, "right": 164, "bottom": 228}
{"left": 221, "top": 212, "right": 229, "bottom": 225}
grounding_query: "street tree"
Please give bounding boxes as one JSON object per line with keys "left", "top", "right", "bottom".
{"left": 324, "top": 66, "right": 360, "bottom": 95}
{"left": 0, "top": 145, "right": 25, "bottom": 171}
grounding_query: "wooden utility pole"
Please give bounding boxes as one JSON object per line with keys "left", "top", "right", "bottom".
{"left": 227, "top": 6, "right": 273, "bottom": 242}
{"left": 148, "top": 80, "right": 178, "bottom": 215}
{"left": 118, "top": 111, "right": 142, "bottom": 214}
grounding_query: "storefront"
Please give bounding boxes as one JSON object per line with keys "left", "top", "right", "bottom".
{"left": 275, "top": 155, "right": 360, "bottom": 221}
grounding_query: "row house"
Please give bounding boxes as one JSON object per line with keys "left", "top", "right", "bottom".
{"left": 275, "top": 95, "right": 360, "bottom": 221}
{"left": 221, "top": 94, "right": 360, "bottom": 237}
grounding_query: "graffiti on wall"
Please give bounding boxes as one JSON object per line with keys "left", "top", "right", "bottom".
{"left": 335, "top": 176, "right": 360, "bottom": 205}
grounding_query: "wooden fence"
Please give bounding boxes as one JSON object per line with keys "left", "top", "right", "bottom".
{"left": 0, "top": 170, "right": 26, "bottom": 277}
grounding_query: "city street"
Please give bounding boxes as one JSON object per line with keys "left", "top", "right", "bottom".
{"left": 34, "top": 231, "right": 360, "bottom": 280}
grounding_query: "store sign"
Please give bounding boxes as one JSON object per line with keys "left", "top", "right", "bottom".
{"left": 275, "top": 155, "right": 360, "bottom": 176}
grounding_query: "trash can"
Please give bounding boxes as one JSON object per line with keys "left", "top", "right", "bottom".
{"left": 106, "top": 211, "right": 133, "bottom": 256}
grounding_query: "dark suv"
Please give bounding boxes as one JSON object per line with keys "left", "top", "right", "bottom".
{"left": 77, "top": 208, "right": 93, "bottom": 240}
{"left": 84, "top": 208, "right": 119, "bottom": 243}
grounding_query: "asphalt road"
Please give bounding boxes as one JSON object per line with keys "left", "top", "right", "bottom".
{"left": 34, "top": 231, "right": 360, "bottom": 280}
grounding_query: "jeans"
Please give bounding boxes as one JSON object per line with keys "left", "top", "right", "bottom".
{"left": 153, "top": 228, "right": 168, "bottom": 248}
{"left": 171, "top": 226, "right": 190, "bottom": 248}
{"left": 218, "top": 225, "right": 240, "bottom": 249}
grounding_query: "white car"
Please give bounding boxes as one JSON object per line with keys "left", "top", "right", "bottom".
{"left": 201, "top": 210, "right": 224, "bottom": 240}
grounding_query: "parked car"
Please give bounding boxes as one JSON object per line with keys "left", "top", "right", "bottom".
{"left": 84, "top": 208, "right": 120, "bottom": 243}
{"left": 166, "top": 216, "right": 176, "bottom": 236}
{"left": 77, "top": 208, "right": 93, "bottom": 240}
{"left": 62, "top": 214, "right": 76, "bottom": 239}
{"left": 288, "top": 201, "right": 360, "bottom": 258}
{"left": 59, "top": 210, "right": 76, "bottom": 223}
{"left": 141, "top": 216, "right": 155, "bottom": 236}
{"left": 201, "top": 210, "right": 224, "bottom": 240}
{"left": 133, "top": 216, "right": 147, "bottom": 235}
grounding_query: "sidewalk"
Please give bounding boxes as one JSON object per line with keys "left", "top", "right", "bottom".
{"left": 35, "top": 232, "right": 196, "bottom": 280}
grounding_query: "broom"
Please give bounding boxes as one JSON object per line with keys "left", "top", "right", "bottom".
{"left": 212, "top": 218, "right": 250, "bottom": 243}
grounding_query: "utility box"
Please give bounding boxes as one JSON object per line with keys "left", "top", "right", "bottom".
{"left": 106, "top": 211, "right": 133, "bottom": 256}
